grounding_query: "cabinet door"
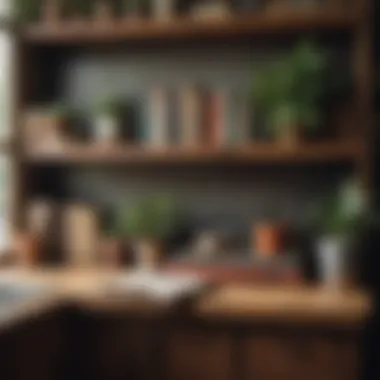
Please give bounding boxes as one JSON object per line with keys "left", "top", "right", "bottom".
{"left": 245, "top": 334, "right": 306, "bottom": 380}
{"left": 166, "top": 327, "right": 234, "bottom": 380}
{"left": 244, "top": 333, "right": 360, "bottom": 380}
{"left": 0, "top": 310, "right": 67, "bottom": 380}
{"left": 304, "top": 337, "right": 359, "bottom": 380}
{"left": 85, "top": 318, "right": 157, "bottom": 380}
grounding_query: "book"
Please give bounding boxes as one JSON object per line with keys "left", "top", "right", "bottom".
{"left": 203, "top": 89, "right": 229, "bottom": 147}
{"left": 179, "top": 86, "right": 203, "bottom": 146}
{"left": 146, "top": 87, "right": 170, "bottom": 148}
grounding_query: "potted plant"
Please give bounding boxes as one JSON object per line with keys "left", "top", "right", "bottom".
{"left": 115, "top": 196, "right": 179, "bottom": 270}
{"left": 93, "top": 96, "right": 122, "bottom": 143}
{"left": 253, "top": 40, "right": 328, "bottom": 147}
{"left": 313, "top": 179, "right": 366, "bottom": 287}
{"left": 15, "top": 0, "right": 41, "bottom": 23}
{"left": 252, "top": 221, "right": 287, "bottom": 258}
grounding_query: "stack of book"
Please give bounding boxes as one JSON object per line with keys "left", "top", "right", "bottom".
{"left": 145, "top": 86, "right": 253, "bottom": 148}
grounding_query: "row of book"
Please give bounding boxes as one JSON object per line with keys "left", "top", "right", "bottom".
{"left": 144, "top": 87, "right": 253, "bottom": 147}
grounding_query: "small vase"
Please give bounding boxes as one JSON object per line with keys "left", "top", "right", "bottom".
{"left": 94, "top": 115, "right": 119, "bottom": 143}
{"left": 135, "top": 239, "right": 163, "bottom": 270}
{"left": 316, "top": 236, "right": 349, "bottom": 287}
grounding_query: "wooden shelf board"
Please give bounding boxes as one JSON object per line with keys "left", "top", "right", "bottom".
{"left": 23, "top": 141, "right": 362, "bottom": 165}
{"left": 22, "top": 10, "right": 358, "bottom": 45}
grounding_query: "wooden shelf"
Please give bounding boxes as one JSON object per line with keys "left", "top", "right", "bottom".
{"left": 23, "top": 141, "right": 362, "bottom": 165}
{"left": 22, "top": 9, "right": 358, "bottom": 45}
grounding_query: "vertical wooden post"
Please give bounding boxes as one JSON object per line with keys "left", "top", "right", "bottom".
{"left": 352, "top": 0, "right": 374, "bottom": 203}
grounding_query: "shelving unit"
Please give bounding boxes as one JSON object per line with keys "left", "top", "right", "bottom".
{"left": 23, "top": 141, "right": 362, "bottom": 165}
{"left": 23, "top": 9, "right": 358, "bottom": 44}
{"left": 11, "top": 0, "right": 374, "bottom": 261}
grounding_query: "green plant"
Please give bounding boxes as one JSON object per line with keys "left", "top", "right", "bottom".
{"left": 121, "top": 0, "right": 150, "bottom": 14}
{"left": 313, "top": 179, "right": 366, "bottom": 236}
{"left": 114, "top": 196, "right": 180, "bottom": 240}
{"left": 95, "top": 96, "right": 123, "bottom": 116}
{"left": 15, "top": 0, "right": 41, "bottom": 22}
{"left": 253, "top": 40, "right": 328, "bottom": 135}
{"left": 48, "top": 102, "right": 70, "bottom": 118}
{"left": 66, "top": 0, "right": 95, "bottom": 17}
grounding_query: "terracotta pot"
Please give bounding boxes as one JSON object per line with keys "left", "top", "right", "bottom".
{"left": 134, "top": 239, "right": 163, "bottom": 270}
{"left": 253, "top": 223, "right": 287, "bottom": 258}
{"left": 101, "top": 237, "right": 124, "bottom": 268}
{"left": 13, "top": 233, "right": 40, "bottom": 267}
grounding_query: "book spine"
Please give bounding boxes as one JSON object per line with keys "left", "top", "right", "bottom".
{"left": 180, "top": 86, "right": 202, "bottom": 146}
{"left": 205, "top": 90, "right": 227, "bottom": 147}
{"left": 147, "top": 87, "right": 170, "bottom": 148}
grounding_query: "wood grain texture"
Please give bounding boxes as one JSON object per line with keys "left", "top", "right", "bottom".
{"left": 22, "top": 141, "right": 362, "bottom": 165}
{"left": 21, "top": 10, "right": 358, "bottom": 45}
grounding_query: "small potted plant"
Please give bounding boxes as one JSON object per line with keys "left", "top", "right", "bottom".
{"left": 313, "top": 179, "right": 366, "bottom": 287}
{"left": 252, "top": 221, "right": 287, "bottom": 258}
{"left": 93, "top": 96, "right": 122, "bottom": 144}
{"left": 15, "top": 0, "right": 42, "bottom": 24}
{"left": 115, "top": 196, "right": 179, "bottom": 270}
{"left": 253, "top": 40, "right": 328, "bottom": 147}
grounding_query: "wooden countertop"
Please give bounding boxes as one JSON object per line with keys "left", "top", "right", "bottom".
{"left": 0, "top": 269, "right": 372, "bottom": 328}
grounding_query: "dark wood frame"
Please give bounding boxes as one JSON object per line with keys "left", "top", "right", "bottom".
{"left": 9, "top": 1, "right": 375, "bottom": 245}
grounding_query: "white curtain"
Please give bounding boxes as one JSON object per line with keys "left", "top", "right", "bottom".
{"left": 0, "top": 0, "right": 13, "bottom": 251}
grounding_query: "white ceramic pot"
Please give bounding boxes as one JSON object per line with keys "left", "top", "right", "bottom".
{"left": 94, "top": 115, "right": 119, "bottom": 143}
{"left": 316, "top": 236, "right": 349, "bottom": 287}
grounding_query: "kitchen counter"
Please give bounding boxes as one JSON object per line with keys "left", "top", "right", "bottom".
{"left": 0, "top": 268, "right": 371, "bottom": 328}
{"left": 0, "top": 268, "right": 372, "bottom": 380}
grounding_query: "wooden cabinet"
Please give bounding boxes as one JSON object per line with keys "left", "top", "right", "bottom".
{"left": 244, "top": 332, "right": 360, "bottom": 380}
{"left": 166, "top": 327, "right": 234, "bottom": 380}
{"left": 81, "top": 316, "right": 165, "bottom": 380}
{"left": 0, "top": 309, "right": 68, "bottom": 380}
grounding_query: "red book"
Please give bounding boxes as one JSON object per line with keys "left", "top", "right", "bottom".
{"left": 202, "top": 90, "right": 227, "bottom": 147}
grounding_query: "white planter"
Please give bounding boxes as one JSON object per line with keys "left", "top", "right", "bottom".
{"left": 94, "top": 115, "right": 119, "bottom": 143}
{"left": 316, "top": 236, "right": 349, "bottom": 287}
